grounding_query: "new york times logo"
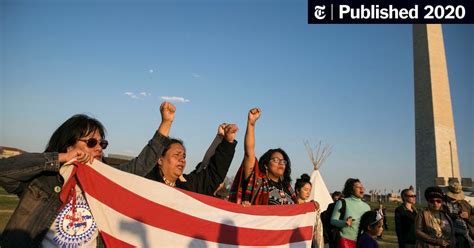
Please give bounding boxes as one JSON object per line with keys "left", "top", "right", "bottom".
{"left": 314, "top": 5, "right": 326, "bottom": 20}
{"left": 308, "top": 0, "right": 473, "bottom": 23}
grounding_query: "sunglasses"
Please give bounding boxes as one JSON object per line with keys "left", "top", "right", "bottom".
{"left": 79, "top": 138, "right": 108, "bottom": 149}
{"left": 429, "top": 199, "right": 442, "bottom": 204}
{"left": 406, "top": 195, "right": 416, "bottom": 198}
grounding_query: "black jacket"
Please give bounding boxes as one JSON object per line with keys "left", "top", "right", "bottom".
{"left": 395, "top": 204, "right": 418, "bottom": 246}
{"left": 146, "top": 139, "right": 236, "bottom": 196}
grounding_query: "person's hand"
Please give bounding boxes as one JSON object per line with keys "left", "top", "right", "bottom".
{"left": 242, "top": 201, "right": 252, "bottom": 207}
{"left": 346, "top": 216, "right": 353, "bottom": 227}
{"left": 160, "top": 102, "right": 176, "bottom": 123}
{"left": 217, "top": 123, "right": 227, "bottom": 136}
{"left": 460, "top": 211, "right": 469, "bottom": 219}
{"left": 312, "top": 200, "right": 320, "bottom": 211}
{"left": 436, "top": 238, "right": 449, "bottom": 247}
{"left": 223, "top": 124, "right": 238, "bottom": 143}
{"left": 248, "top": 108, "right": 261, "bottom": 126}
{"left": 441, "top": 240, "right": 449, "bottom": 247}
{"left": 59, "top": 148, "right": 93, "bottom": 164}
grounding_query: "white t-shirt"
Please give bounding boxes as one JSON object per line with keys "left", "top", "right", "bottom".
{"left": 42, "top": 186, "right": 98, "bottom": 248}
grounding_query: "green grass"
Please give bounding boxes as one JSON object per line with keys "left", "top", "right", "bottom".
{"left": 0, "top": 188, "right": 18, "bottom": 233}
{"left": 368, "top": 202, "right": 399, "bottom": 247}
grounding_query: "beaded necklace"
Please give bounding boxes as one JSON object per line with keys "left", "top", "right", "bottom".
{"left": 162, "top": 176, "right": 176, "bottom": 187}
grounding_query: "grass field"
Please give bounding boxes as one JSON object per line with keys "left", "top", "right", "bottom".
{"left": 367, "top": 201, "right": 400, "bottom": 248}
{"left": 0, "top": 188, "right": 18, "bottom": 232}
{"left": 0, "top": 189, "right": 406, "bottom": 247}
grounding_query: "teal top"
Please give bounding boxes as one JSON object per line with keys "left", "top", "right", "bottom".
{"left": 330, "top": 196, "right": 371, "bottom": 241}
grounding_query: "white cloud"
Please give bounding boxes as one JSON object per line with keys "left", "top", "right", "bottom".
{"left": 161, "top": 96, "right": 190, "bottom": 103}
{"left": 124, "top": 91, "right": 151, "bottom": 100}
{"left": 149, "top": 69, "right": 154, "bottom": 73}
{"left": 192, "top": 73, "right": 201, "bottom": 78}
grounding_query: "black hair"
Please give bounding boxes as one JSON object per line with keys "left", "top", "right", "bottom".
{"left": 258, "top": 148, "right": 292, "bottom": 185}
{"left": 332, "top": 191, "right": 342, "bottom": 199}
{"left": 424, "top": 186, "right": 444, "bottom": 201}
{"left": 342, "top": 178, "right": 361, "bottom": 198}
{"left": 357, "top": 210, "right": 381, "bottom": 242}
{"left": 295, "top": 174, "right": 312, "bottom": 195}
{"left": 45, "top": 114, "right": 106, "bottom": 153}
{"left": 161, "top": 138, "right": 185, "bottom": 157}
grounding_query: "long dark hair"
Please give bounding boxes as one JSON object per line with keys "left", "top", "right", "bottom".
{"left": 45, "top": 114, "right": 106, "bottom": 153}
{"left": 342, "top": 178, "right": 361, "bottom": 198}
{"left": 259, "top": 148, "right": 292, "bottom": 185}
{"left": 357, "top": 210, "right": 380, "bottom": 242}
{"left": 295, "top": 173, "right": 311, "bottom": 195}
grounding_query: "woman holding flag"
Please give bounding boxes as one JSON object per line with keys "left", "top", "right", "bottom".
{"left": 0, "top": 102, "right": 176, "bottom": 247}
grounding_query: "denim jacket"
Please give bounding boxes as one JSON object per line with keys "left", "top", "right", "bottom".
{"left": 0, "top": 132, "right": 171, "bottom": 248}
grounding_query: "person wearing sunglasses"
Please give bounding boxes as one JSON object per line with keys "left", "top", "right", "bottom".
{"left": 0, "top": 102, "right": 176, "bottom": 248}
{"left": 395, "top": 188, "right": 418, "bottom": 248}
{"left": 229, "top": 108, "right": 298, "bottom": 206}
{"left": 416, "top": 186, "right": 455, "bottom": 248}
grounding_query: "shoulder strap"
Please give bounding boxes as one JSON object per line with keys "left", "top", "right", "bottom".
{"left": 339, "top": 199, "right": 346, "bottom": 220}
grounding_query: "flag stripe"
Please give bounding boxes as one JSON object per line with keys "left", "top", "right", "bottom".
{"left": 177, "top": 185, "right": 316, "bottom": 216}
{"left": 77, "top": 161, "right": 316, "bottom": 230}
{"left": 78, "top": 164, "right": 313, "bottom": 246}
{"left": 100, "top": 231, "right": 135, "bottom": 248}
{"left": 92, "top": 198, "right": 311, "bottom": 248}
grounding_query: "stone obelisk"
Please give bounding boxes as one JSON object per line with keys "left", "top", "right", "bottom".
{"left": 413, "top": 24, "right": 460, "bottom": 202}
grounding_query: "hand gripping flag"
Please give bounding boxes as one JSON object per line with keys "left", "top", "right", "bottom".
{"left": 61, "top": 160, "right": 317, "bottom": 247}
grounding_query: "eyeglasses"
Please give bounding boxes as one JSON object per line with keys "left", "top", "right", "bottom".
{"left": 79, "top": 138, "right": 108, "bottom": 149}
{"left": 429, "top": 199, "right": 442, "bottom": 204}
{"left": 406, "top": 195, "right": 416, "bottom": 198}
{"left": 270, "top": 157, "right": 287, "bottom": 165}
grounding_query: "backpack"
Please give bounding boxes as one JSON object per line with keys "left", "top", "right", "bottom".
{"left": 321, "top": 199, "right": 346, "bottom": 244}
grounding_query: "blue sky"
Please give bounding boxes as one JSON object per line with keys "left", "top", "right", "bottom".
{"left": 1, "top": 0, "right": 472, "bottom": 193}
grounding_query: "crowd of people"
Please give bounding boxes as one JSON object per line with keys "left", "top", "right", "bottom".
{"left": 0, "top": 102, "right": 473, "bottom": 248}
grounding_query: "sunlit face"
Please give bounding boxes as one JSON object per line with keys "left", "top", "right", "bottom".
{"left": 159, "top": 143, "right": 186, "bottom": 181}
{"left": 368, "top": 220, "right": 384, "bottom": 236}
{"left": 299, "top": 183, "right": 312, "bottom": 201}
{"left": 268, "top": 152, "right": 286, "bottom": 178}
{"left": 353, "top": 182, "right": 365, "bottom": 198}
{"left": 69, "top": 130, "right": 104, "bottom": 161}
{"left": 404, "top": 190, "right": 417, "bottom": 204}
{"left": 428, "top": 198, "right": 443, "bottom": 211}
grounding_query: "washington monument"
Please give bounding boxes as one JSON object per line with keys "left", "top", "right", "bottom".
{"left": 413, "top": 24, "right": 461, "bottom": 200}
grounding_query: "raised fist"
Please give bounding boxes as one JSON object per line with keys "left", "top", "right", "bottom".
{"left": 160, "top": 102, "right": 176, "bottom": 122}
{"left": 248, "top": 108, "right": 261, "bottom": 126}
{"left": 223, "top": 124, "right": 238, "bottom": 143}
{"left": 217, "top": 123, "right": 227, "bottom": 136}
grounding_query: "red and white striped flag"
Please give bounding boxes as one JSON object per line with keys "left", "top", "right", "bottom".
{"left": 64, "top": 160, "right": 317, "bottom": 247}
